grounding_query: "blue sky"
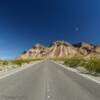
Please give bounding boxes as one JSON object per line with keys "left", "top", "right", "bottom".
{"left": 0, "top": 0, "right": 100, "bottom": 59}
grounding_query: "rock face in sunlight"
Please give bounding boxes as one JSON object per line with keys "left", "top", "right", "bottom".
{"left": 19, "top": 44, "right": 46, "bottom": 59}
{"left": 74, "top": 42, "right": 100, "bottom": 58}
{"left": 74, "top": 42, "right": 94, "bottom": 55}
{"left": 45, "top": 41, "right": 77, "bottom": 58}
{"left": 17, "top": 41, "right": 100, "bottom": 60}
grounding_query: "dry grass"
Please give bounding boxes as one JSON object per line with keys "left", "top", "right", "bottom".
{"left": 64, "top": 57, "right": 100, "bottom": 74}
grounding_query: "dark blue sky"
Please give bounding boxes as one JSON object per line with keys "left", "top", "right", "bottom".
{"left": 0, "top": 0, "right": 100, "bottom": 59}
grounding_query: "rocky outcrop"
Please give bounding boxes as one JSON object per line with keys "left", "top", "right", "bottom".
{"left": 46, "top": 41, "right": 77, "bottom": 58}
{"left": 17, "top": 41, "right": 100, "bottom": 60}
{"left": 74, "top": 42, "right": 94, "bottom": 55}
{"left": 18, "top": 44, "right": 46, "bottom": 60}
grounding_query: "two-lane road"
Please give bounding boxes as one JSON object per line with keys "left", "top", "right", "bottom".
{"left": 0, "top": 61, "right": 100, "bottom": 100}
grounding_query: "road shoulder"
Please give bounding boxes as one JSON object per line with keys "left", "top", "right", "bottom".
{"left": 0, "top": 61, "right": 43, "bottom": 79}
{"left": 53, "top": 61, "right": 100, "bottom": 85}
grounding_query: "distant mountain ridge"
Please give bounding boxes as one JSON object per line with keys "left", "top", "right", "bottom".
{"left": 17, "top": 41, "right": 100, "bottom": 60}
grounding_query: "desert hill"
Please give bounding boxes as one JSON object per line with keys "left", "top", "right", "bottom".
{"left": 17, "top": 41, "right": 100, "bottom": 60}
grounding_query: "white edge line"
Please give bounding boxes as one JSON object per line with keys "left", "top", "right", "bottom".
{"left": 52, "top": 61, "right": 100, "bottom": 85}
{"left": 0, "top": 61, "right": 43, "bottom": 80}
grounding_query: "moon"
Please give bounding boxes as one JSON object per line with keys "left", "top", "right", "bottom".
{"left": 75, "top": 27, "right": 79, "bottom": 31}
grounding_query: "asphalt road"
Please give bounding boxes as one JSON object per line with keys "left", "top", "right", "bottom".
{"left": 0, "top": 61, "right": 100, "bottom": 100}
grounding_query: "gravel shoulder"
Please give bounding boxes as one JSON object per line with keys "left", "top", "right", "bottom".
{"left": 0, "top": 61, "right": 42, "bottom": 78}
{"left": 55, "top": 61, "right": 100, "bottom": 84}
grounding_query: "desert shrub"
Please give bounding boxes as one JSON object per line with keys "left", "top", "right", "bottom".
{"left": 2, "top": 61, "right": 8, "bottom": 65}
{"left": 10, "top": 60, "right": 30, "bottom": 66}
{"left": 0, "top": 60, "right": 9, "bottom": 65}
{"left": 83, "top": 57, "right": 100, "bottom": 74}
{"left": 64, "top": 57, "right": 85, "bottom": 68}
{"left": 64, "top": 56, "right": 100, "bottom": 74}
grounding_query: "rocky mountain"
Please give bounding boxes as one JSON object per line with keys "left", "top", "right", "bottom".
{"left": 45, "top": 41, "right": 77, "bottom": 58}
{"left": 74, "top": 42, "right": 94, "bottom": 55}
{"left": 17, "top": 41, "right": 100, "bottom": 60}
{"left": 74, "top": 42, "right": 100, "bottom": 56}
{"left": 18, "top": 44, "right": 46, "bottom": 59}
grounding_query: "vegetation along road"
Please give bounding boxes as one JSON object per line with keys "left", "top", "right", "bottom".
{"left": 0, "top": 61, "right": 100, "bottom": 100}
